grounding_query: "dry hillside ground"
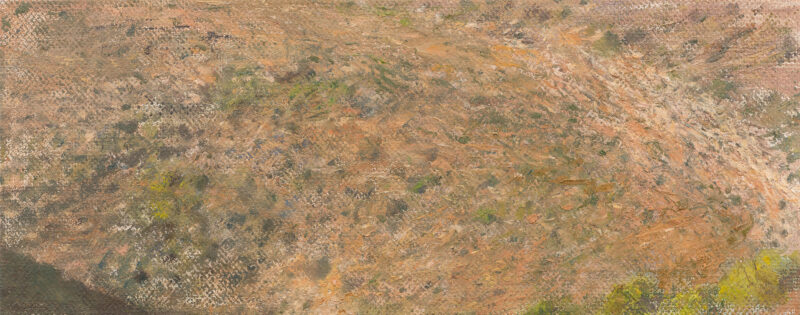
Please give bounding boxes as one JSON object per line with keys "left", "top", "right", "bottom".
{"left": 2, "top": 0, "right": 800, "bottom": 313}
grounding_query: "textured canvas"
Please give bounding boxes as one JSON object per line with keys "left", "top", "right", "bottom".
{"left": 2, "top": 0, "right": 800, "bottom": 313}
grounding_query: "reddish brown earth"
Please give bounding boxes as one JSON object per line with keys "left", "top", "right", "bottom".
{"left": 2, "top": 0, "right": 800, "bottom": 313}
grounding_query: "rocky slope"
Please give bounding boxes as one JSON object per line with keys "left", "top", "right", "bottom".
{"left": 2, "top": 0, "right": 800, "bottom": 313}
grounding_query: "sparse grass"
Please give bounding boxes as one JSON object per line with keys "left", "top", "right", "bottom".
{"left": 15, "top": 2, "right": 32, "bottom": 15}
{"left": 375, "top": 6, "right": 397, "bottom": 17}
{"left": 2, "top": 17, "right": 10, "bottom": 32}
{"left": 472, "top": 108, "right": 509, "bottom": 126}
{"left": 559, "top": 7, "right": 572, "bottom": 19}
{"left": 410, "top": 174, "right": 441, "bottom": 194}
{"left": 593, "top": 31, "right": 622, "bottom": 56}
{"left": 8, "top": 1, "right": 800, "bottom": 313}
{"left": 288, "top": 79, "right": 352, "bottom": 105}
{"left": 357, "top": 138, "right": 381, "bottom": 161}
{"left": 282, "top": 78, "right": 355, "bottom": 119}
{"left": 212, "top": 66, "right": 271, "bottom": 113}
{"left": 710, "top": 79, "right": 736, "bottom": 100}
{"left": 475, "top": 208, "right": 497, "bottom": 224}
{"left": 442, "top": 0, "right": 478, "bottom": 20}
{"left": 624, "top": 28, "right": 647, "bottom": 44}
{"left": 337, "top": 1, "right": 357, "bottom": 11}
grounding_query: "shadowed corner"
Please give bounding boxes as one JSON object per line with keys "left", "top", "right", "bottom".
{"left": 0, "top": 248, "right": 147, "bottom": 315}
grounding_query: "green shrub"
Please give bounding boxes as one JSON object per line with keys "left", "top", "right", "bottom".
{"left": 523, "top": 298, "right": 581, "bottom": 315}
{"left": 717, "top": 250, "right": 800, "bottom": 309}
{"left": 145, "top": 170, "right": 207, "bottom": 220}
{"left": 524, "top": 300, "right": 556, "bottom": 315}
{"left": 602, "top": 276, "right": 662, "bottom": 314}
{"left": 657, "top": 285, "right": 720, "bottom": 315}
{"left": 518, "top": 251, "right": 800, "bottom": 314}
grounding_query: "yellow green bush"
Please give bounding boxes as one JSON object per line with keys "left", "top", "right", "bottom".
{"left": 602, "top": 276, "right": 662, "bottom": 314}
{"left": 522, "top": 250, "right": 800, "bottom": 314}
{"left": 657, "top": 285, "right": 719, "bottom": 315}
{"left": 523, "top": 297, "right": 581, "bottom": 315}
{"left": 717, "top": 249, "right": 800, "bottom": 309}
{"left": 144, "top": 170, "right": 207, "bottom": 222}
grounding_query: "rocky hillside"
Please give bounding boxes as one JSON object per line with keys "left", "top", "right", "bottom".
{"left": 2, "top": 0, "right": 800, "bottom": 313}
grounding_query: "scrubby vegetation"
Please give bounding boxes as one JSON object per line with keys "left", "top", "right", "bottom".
{"left": 602, "top": 276, "right": 662, "bottom": 314}
{"left": 523, "top": 297, "right": 583, "bottom": 315}
{"left": 718, "top": 250, "right": 800, "bottom": 309}
{"left": 4, "top": 0, "right": 800, "bottom": 313}
{"left": 475, "top": 207, "right": 498, "bottom": 224}
{"left": 409, "top": 174, "right": 441, "bottom": 194}
{"left": 592, "top": 31, "right": 622, "bottom": 56}
{"left": 212, "top": 66, "right": 271, "bottom": 113}
{"left": 657, "top": 286, "right": 720, "bottom": 314}
{"left": 525, "top": 250, "right": 800, "bottom": 314}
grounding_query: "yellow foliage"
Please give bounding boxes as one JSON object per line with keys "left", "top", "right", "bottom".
{"left": 148, "top": 171, "right": 180, "bottom": 194}
{"left": 140, "top": 122, "right": 159, "bottom": 139}
{"left": 657, "top": 287, "right": 715, "bottom": 315}
{"left": 602, "top": 276, "right": 661, "bottom": 314}
{"left": 150, "top": 199, "right": 173, "bottom": 220}
{"left": 717, "top": 250, "right": 799, "bottom": 309}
